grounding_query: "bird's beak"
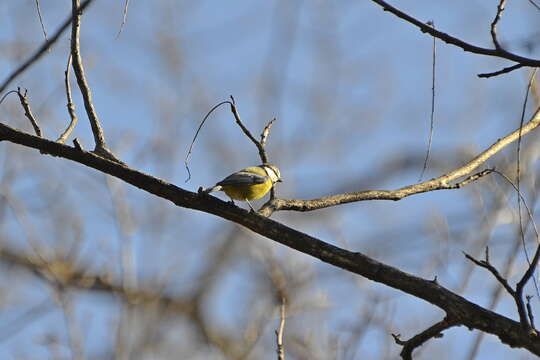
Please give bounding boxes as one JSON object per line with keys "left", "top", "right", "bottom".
{"left": 277, "top": 179, "right": 283, "bottom": 183}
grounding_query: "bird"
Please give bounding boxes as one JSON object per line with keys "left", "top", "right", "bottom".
{"left": 200, "top": 164, "right": 282, "bottom": 211}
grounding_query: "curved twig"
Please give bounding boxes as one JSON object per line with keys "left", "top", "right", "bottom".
{"left": 57, "top": 55, "right": 78, "bottom": 144}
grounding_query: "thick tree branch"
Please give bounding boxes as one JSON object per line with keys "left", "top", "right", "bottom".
{"left": 0, "top": 122, "right": 539, "bottom": 355}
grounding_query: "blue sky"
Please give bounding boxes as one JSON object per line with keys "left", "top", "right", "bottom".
{"left": 1, "top": 1, "right": 540, "bottom": 359}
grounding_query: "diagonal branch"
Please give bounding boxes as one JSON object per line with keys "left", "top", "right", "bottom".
{"left": 368, "top": 0, "right": 540, "bottom": 69}
{"left": 260, "top": 106, "right": 540, "bottom": 215}
{"left": 478, "top": 64, "right": 524, "bottom": 79}
{"left": 0, "top": 0, "right": 95, "bottom": 95}
{"left": 16, "top": 88, "right": 41, "bottom": 137}
{"left": 229, "top": 96, "right": 273, "bottom": 165}
{"left": 464, "top": 248, "right": 515, "bottom": 297}
{"left": 0, "top": 122, "right": 540, "bottom": 355}
{"left": 392, "top": 317, "right": 458, "bottom": 360}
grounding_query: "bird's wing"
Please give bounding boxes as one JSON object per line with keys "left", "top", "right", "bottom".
{"left": 216, "top": 171, "right": 267, "bottom": 186}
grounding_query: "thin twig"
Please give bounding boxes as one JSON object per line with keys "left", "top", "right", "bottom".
{"left": 261, "top": 118, "right": 276, "bottom": 148}
{"left": 368, "top": 0, "right": 540, "bottom": 67}
{"left": 185, "top": 98, "right": 275, "bottom": 182}
{"left": 515, "top": 70, "right": 540, "bottom": 329}
{"left": 116, "top": 0, "right": 131, "bottom": 38}
{"left": 0, "top": 0, "right": 95, "bottom": 95}
{"left": 392, "top": 317, "right": 457, "bottom": 360}
{"left": 16, "top": 88, "right": 41, "bottom": 137}
{"left": 275, "top": 298, "right": 286, "bottom": 360}
{"left": 0, "top": 90, "right": 18, "bottom": 107}
{"left": 73, "top": 138, "right": 83, "bottom": 151}
{"left": 478, "top": 64, "right": 524, "bottom": 78}
{"left": 419, "top": 21, "right": 436, "bottom": 181}
{"left": 57, "top": 55, "right": 78, "bottom": 143}
{"left": 463, "top": 248, "right": 515, "bottom": 296}
{"left": 490, "top": 0, "right": 507, "bottom": 49}
{"left": 491, "top": 170, "right": 540, "bottom": 295}
{"left": 70, "top": 0, "right": 117, "bottom": 161}
{"left": 527, "top": 296, "right": 536, "bottom": 330}
{"left": 229, "top": 96, "right": 270, "bottom": 164}
{"left": 491, "top": 170, "right": 540, "bottom": 329}
{"left": 515, "top": 68, "right": 538, "bottom": 277}
{"left": 528, "top": 0, "right": 540, "bottom": 11}
{"left": 34, "top": 0, "right": 48, "bottom": 41}
{"left": 184, "top": 101, "right": 231, "bottom": 182}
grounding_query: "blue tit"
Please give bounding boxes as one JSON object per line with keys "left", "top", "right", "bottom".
{"left": 201, "top": 164, "right": 282, "bottom": 211}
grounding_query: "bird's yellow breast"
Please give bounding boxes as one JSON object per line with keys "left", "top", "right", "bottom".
{"left": 221, "top": 180, "right": 273, "bottom": 201}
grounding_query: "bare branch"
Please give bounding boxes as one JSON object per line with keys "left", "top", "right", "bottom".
{"left": 528, "top": 0, "right": 540, "bottom": 11}
{"left": 116, "top": 0, "right": 131, "bottom": 38}
{"left": 16, "top": 88, "right": 41, "bottom": 137}
{"left": 229, "top": 96, "right": 272, "bottom": 164}
{"left": 261, "top": 118, "right": 276, "bottom": 148}
{"left": 419, "top": 20, "right": 437, "bottom": 181}
{"left": 34, "top": 0, "right": 48, "bottom": 41}
{"left": 260, "top": 106, "right": 540, "bottom": 214}
{"left": 515, "top": 70, "right": 540, "bottom": 330}
{"left": 527, "top": 296, "right": 536, "bottom": 330}
{"left": 0, "top": 0, "right": 95, "bottom": 95}
{"left": 0, "top": 122, "right": 540, "bottom": 355}
{"left": 70, "top": 0, "right": 118, "bottom": 161}
{"left": 392, "top": 317, "right": 458, "bottom": 360}
{"left": 490, "top": 0, "right": 507, "bottom": 49}
{"left": 57, "top": 55, "right": 78, "bottom": 144}
{"left": 368, "top": 0, "right": 540, "bottom": 68}
{"left": 463, "top": 248, "right": 515, "bottom": 297}
{"left": 275, "top": 298, "right": 286, "bottom": 360}
{"left": 478, "top": 64, "right": 524, "bottom": 79}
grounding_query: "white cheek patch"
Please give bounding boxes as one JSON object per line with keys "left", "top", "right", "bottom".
{"left": 263, "top": 166, "right": 279, "bottom": 182}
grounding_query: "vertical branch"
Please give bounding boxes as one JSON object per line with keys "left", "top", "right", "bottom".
{"left": 275, "top": 298, "right": 286, "bottom": 360}
{"left": 515, "top": 70, "right": 540, "bottom": 330}
{"left": 419, "top": 20, "right": 437, "bottom": 181}
{"left": 490, "top": 0, "right": 507, "bottom": 49}
{"left": 57, "top": 55, "right": 78, "bottom": 143}
{"left": 34, "top": 0, "right": 48, "bottom": 41}
{"left": 54, "top": 288, "right": 85, "bottom": 360}
{"left": 70, "top": 0, "right": 118, "bottom": 160}
{"left": 16, "top": 88, "right": 41, "bottom": 137}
